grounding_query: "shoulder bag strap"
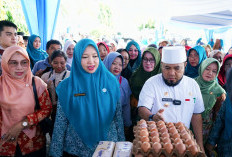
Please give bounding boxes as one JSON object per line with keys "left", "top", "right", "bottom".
{"left": 32, "top": 77, "right": 41, "bottom": 110}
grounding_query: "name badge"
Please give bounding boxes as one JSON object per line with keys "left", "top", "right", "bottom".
{"left": 162, "top": 98, "right": 173, "bottom": 102}
{"left": 74, "top": 93, "right": 86, "bottom": 97}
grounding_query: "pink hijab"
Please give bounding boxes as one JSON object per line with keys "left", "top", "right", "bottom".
{"left": 0, "top": 46, "right": 47, "bottom": 139}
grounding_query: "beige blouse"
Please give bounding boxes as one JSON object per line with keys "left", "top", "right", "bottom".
{"left": 41, "top": 69, "right": 70, "bottom": 105}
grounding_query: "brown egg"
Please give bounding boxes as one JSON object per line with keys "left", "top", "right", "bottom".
{"left": 178, "top": 125, "right": 186, "bottom": 132}
{"left": 166, "top": 122, "right": 174, "bottom": 128}
{"left": 151, "top": 136, "right": 160, "bottom": 143}
{"left": 187, "top": 144, "right": 199, "bottom": 155}
{"left": 141, "top": 142, "right": 151, "bottom": 153}
{"left": 174, "top": 138, "right": 183, "bottom": 144}
{"left": 159, "top": 154, "right": 165, "bottom": 157}
{"left": 171, "top": 133, "right": 180, "bottom": 139}
{"left": 150, "top": 127, "right": 158, "bottom": 132}
{"left": 150, "top": 131, "right": 159, "bottom": 137}
{"left": 140, "top": 136, "right": 150, "bottom": 143}
{"left": 181, "top": 133, "right": 191, "bottom": 140}
{"left": 139, "top": 129, "right": 149, "bottom": 137}
{"left": 138, "top": 119, "right": 146, "bottom": 124}
{"left": 159, "top": 127, "right": 168, "bottom": 133}
{"left": 157, "top": 120, "right": 165, "bottom": 126}
{"left": 147, "top": 121, "right": 156, "bottom": 125}
{"left": 161, "top": 132, "right": 170, "bottom": 138}
{"left": 163, "top": 142, "right": 173, "bottom": 154}
{"left": 175, "top": 122, "right": 184, "bottom": 128}
{"left": 135, "top": 154, "right": 143, "bottom": 157}
{"left": 149, "top": 124, "right": 157, "bottom": 129}
{"left": 169, "top": 127, "right": 178, "bottom": 135}
{"left": 162, "top": 137, "right": 171, "bottom": 143}
{"left": 184, "top": 139, "right": 195, "bottom": 146}
{"left": 180, "top": 129, "right": 188, "bottom": 135}
{"left": 152, "top": 142, "right": 162, "bottom": 153}
{"left": 175, "top": 142, "right": 186, "bottom": 154}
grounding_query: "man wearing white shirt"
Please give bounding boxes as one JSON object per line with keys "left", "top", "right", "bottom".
{"left": 138, "top": 46, "right": 205, "bottom": 151}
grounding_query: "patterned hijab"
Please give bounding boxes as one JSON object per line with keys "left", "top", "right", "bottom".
{"left": 0, "top": 46, "right": 46, "bottom": 139}
{"left": 185, "top": 45, "right": 207, "bottom": 78}
{"left": 130, "top": 47, "right": 161, "bottom": 99}
{"left": 56, "top": 39, "right": 120, "bottom": 148}
{"left": 26, "top": 34, "right": 48, "bottom": 69}
{"left": 125, "top": 40, "right": 142, "bottom": 73}
{"left": 195, "top": 58, "right": 225, "bottom": 118}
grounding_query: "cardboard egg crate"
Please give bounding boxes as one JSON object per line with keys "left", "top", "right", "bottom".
{"left": 132, "top": 120, "right": 206, "bottom": 157}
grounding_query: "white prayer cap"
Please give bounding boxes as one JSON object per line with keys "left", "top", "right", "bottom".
{"left": 161, "top": 46, "right": 187, "bottom": 64}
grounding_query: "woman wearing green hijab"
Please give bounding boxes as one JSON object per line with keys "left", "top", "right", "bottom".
{"left": 195, "top": 58, "right": 226, "bottom": 144}
{"left": 129, "top": 47, "right": 161, "bottom": 125}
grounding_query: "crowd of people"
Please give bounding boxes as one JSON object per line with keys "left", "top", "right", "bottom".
{"left": 0, "top": 20, "right": 232, "bottom": 157}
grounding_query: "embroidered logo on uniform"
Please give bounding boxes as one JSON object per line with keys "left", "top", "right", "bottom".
{"left": 164, "top": 92, "right": 168, "bottom": 96}
{"left": 185, "top": 99, "right": 190, "bottom": 101}
{"left": 102, "top": 88, "right": 107, "bottom": 92}
{"left": 164, "top": 103, "right": 169, "bottom": 107}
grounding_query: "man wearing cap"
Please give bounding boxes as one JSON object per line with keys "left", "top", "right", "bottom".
{"left": 138, "top": 46, "right": 205, "bottom": 151}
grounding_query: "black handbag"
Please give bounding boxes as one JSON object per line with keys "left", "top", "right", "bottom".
{"left": 32, "top": 77, "right": 53, "bottom": 135}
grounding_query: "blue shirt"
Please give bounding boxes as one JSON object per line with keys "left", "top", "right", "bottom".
{"left": 32, "top": 57, "right": 71, "bottom": 75}
{"left": 49, "top": 101, "right": 125, "bottom": 157}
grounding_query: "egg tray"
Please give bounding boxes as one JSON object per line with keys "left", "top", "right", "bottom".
{"left": 132, "top": 139, "right": 206, "bottom": 157}
{"left": 132, "top": 121, "right": 206, "bottom": 157}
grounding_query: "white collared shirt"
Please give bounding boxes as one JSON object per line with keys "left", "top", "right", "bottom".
{"left": 138, "top": 74, "right": 204, "bottom": 128}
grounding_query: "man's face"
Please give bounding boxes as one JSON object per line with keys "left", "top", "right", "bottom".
{"left": 47, "top": 44, "right": 61, "bottom": 57}
{"left": 0, "top": 26, "right": 17, "bottom": 49}
{"left": 161, "top": 62, "right": 186, "bottom": 85}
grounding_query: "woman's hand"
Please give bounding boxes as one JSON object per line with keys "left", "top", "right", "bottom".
{"left": 1, "top": 121, "right": 24, "bottom": 143}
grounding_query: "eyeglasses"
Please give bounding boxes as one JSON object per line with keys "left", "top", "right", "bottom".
{"left": 8, "top": 60, "right": 29, "bottom": 68}
{"left": 143, "top": 58, "right": 155, "bottom": 63}
{"left": 123, "top": 57, "right": 129, "bottom": 61}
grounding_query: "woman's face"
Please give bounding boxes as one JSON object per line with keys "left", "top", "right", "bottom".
{"left": 128, "top": 45, "right": 138, "bottom": 60}
{"left": 205, "top": 47, "right": 211, "bottom": 56}
{"left": 66, "top": 44, "right": 74, "bottom": 58}
{"left": 81, "top": 46, "right": 99, "bottom": 73}
{"left": 213, "top": 52, "right": 223, "bottom": 64}
{"left": 33, "top": 37, "right": 41, "bottom": 49}
{"left": 142, "top": 52, "right": 156, "bottom": 72}
{"left": 8, "top": 52, "right": 29, "bottom": 79}
{"left": 224, "top": 59, "right": 232, "bottom": 73}
{"left": 120, "top": 50, "right": 129, "bottom": 69}
{"left": 188, "top": 50, "right": 199, "bottom": 67}
{"left": 229, "top": 48, "right": 232, "bottom": 54}
{"left": 202, "top": 62, "right": 218, "bottom": 82}
{"left": 110, "top": 57, "right": 122, "bottom": 76}
{"left": 51, "top": 56, "right": 66, "bottom": 73}
{"left": 98, "top": 44, "right": 108, "bottom": 60}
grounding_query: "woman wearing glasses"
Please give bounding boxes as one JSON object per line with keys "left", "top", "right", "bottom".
{"left": 185, "top": 45, "right": 207, "bottom": 78}
{"left": 0, "top": 46, "right": 52, "bottom": 156}
{"left": 129, "top": 47, "right": 161, "bottom": 129}
{"left": 116, "top": 48, "right": 131, "bottom": 80}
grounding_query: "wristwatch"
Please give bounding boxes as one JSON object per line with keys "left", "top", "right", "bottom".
{"left": 149, "top": 114, "right": 155, "bottom": 121}
{"left": 22, "top": 121, "right": 28, "bottom": 128}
